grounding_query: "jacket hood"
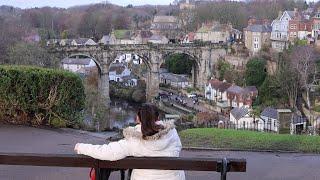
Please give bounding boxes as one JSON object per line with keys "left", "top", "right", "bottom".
{"left": 122, "top": 120, "right": 175, "bottom": 140}
{"left": 122, "top": 120, "right": 181, "bottom": 152}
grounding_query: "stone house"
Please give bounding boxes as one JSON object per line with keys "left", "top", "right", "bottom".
{"left": 71, "top": 38, "right": 97, "bottom": 46}
{"left": 195, "top": 21, "right": 242, "bottom": 43}
{"left": 243, "top": 18, "right": 272, "bottom": 54}
{"left": 160, "top": 73, "right": 191, "bottom": 89}
{"left": 109, "top": 30, "right": 142, "bottom": 45}
{"left": 271, "top": 10, "right": 297, "bottom": 51}
{"left": 150, "top": 16, "right": 181, "bottom": 41}
{"left": 109, "top": 64, "right": 131, "bottom": 82}
{"left": 134, "top": 30, "right": 153, "bottom": 44}
{"left": 61, "top": 57, "right": 96, "bottom": 73}
{"left": 226, "top": 85, "right": 258, "bottom": 108}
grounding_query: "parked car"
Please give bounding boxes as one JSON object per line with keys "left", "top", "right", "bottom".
{"left": 187, "top": 93, "right": 197, "bottom": 98}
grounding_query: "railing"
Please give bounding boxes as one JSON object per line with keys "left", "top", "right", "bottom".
{"left": 0, "top": 153, "right": 246, "bottom": 180}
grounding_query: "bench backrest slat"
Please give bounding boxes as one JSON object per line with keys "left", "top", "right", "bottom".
{"left": 0, "top": 153, "right": 246, "bottom": 172}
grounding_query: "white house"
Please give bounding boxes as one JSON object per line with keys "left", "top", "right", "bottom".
{"left": 123, "top": 74, "right": 139, "bottom": 87}
{"left": 260, "top": 107, "right": 279, "bottom": 132}
{"left": 114, "top": 54, "right": 142, "bottom": 65}
{"left": 271, "top": 11, "right": 295, "bottom": 51}
{"left": 230, "top": 107, "right": 264, "bottom": 131}
{"left": 61, "top": 57, "right": 96, "bottom": 73}
{"left": 71, "top": 38, "right": 97, "bottom": 46}
{"left": 205, "top": 79, "right": 231, "bottom": 108}
{"left": 109, "top": 64, "right": 131, "bottom": 82}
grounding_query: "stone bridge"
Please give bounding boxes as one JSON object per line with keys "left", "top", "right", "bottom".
{"left": 49, "top": 43, "right": 227, "bottom": 103}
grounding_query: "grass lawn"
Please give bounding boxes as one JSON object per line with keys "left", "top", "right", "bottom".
{"left": 180, "top": 128, "right": 320, "bottom": 153}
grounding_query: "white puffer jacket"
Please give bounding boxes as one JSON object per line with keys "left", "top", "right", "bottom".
{"left": 76, "top": 120, "right": 186, "bottom": 180}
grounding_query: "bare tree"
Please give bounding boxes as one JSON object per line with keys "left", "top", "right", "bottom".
{"left": 290, "top": 46, "right": 317, "bottom": 109}
{"left": 276, "top": 53, "right": 300, "bottom": 109}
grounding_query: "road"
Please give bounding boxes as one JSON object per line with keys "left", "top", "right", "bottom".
{"left": 1, "top": 125, "right": 320, "bottom": 180}
{"left": 159, "top": 89, "right": 211, "bottom": 112}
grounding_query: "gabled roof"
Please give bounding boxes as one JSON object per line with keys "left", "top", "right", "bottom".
{"left": 75, "top": 38, "right": 91, "bottom": 44}
{"left": 227, "top": 85, "right": 244, "bottom": 94}
{"left": 261, "top": 107, "right": 278, "bottom": 120}
{"left": 245, "top": 24, "right": 272, "bottom": 32}
{"left": 62, "top": 58, "right": 92, "bottom": 65}
{"left": 207, "top": 79, "right": 222, "bottom": 89}
{"left": 230, "top": 107, "right": 249, "bottom": 120}
{"left": 292, "top": 114, "right": 307, "bottom": 124}
{"left": 286, "top": 11, "right": 296, "bottom": 19}
{"left": 207, "top": 79, "right": 232, "bottom": 92}
{"left": 109, "top": 64, "right": 128, "bottom": 75}
{"left": 160, "top": 73, "right": 189, "bottom": 82}
{"left": 218, "top": 82, "right": 232, "bottom": 92}
{"left": 101, "top": 35, "right": 110, "bottom": 41}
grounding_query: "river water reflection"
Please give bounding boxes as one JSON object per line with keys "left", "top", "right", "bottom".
{"left": 109, "top": 100, "right": 138, "bottom": 129}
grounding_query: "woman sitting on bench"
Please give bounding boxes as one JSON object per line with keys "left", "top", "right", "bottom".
{"left": 75, "top": 103, "right": 185, "bottom": 180}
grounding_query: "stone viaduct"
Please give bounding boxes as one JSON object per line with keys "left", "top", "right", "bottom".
{"left": 50, "top": 43, "right": 227, "bottom": 103}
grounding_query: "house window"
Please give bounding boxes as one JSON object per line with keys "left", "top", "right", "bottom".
{"left": 290, "top": 24, "right": 297, "bottom": 29}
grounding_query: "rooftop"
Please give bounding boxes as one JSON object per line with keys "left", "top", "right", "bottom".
{"left": 245, "top": 24, "right": 272, "bottom": 33}
{"left": 61, "top": 58, "right": 92, "bottom": 65}
{"left": 230, "top": 107, "right": 250, "bottom": 120}
{"left": 153, "top": 16, "right": 177, "bottom": 23}
{"left": 261, "top": 107, "right": 278, "bottom": 120}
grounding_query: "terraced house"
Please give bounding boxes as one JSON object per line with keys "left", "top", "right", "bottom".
{"left": 243, "top": 18, "right": 272, "bottom": 54}
{"left": 195, "top": 21, "right": 242, "bottom": 43}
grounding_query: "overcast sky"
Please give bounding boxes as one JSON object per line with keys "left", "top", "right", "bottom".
{"left": 0, "top": 0, "right": 175, "bottom": 9}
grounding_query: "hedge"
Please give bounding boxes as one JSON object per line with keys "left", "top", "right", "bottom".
{"left": 0, "top": 65, "right": 85, "bottom": 127}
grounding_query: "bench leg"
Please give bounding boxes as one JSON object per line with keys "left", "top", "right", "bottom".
{"left": 220, "top": 158, "right": 229, "bottom": 180}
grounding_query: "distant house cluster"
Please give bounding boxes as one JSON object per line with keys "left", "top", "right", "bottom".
{"left": 61, "top": 56, "right": 96, "bottom": 76}
{"left": 205, "top": 79, "right": 258, "bottom": 109}
{"left": 47, "top": 38, "right": 97, "bottom": 46}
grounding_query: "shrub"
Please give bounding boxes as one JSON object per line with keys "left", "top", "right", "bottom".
{"left": 0, "top": 65, "right": 85, "bottom": 127}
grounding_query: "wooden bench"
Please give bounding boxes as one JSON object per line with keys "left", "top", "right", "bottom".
{"left": 0, "top": 153, "right": 246, "bottom": 180}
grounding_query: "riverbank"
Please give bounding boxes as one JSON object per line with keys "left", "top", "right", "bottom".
{"left": 180, "top": 128, "right": 320, "bottom": 153}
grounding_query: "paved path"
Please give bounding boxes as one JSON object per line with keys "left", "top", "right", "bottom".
{"left": 1, "top": 125, "right": 320, "bottom": 180}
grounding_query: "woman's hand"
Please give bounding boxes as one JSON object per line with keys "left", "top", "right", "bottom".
{"left": 74, "top": 143, "right": 80, "bottom": 154}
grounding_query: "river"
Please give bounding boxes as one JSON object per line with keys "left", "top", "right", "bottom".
{"left": 84, "top": 100, "right": 166, "bottom": 131}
